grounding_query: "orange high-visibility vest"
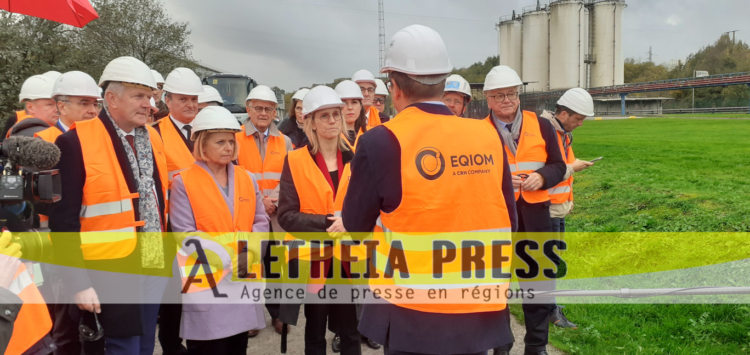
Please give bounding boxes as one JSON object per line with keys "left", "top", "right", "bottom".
{"left": 5, "top": 264, "right": 52, "bottom": 355}
{"left": 157, "top": 117, "right": 195, "bottom": 182}
{"left": 486, "top": 111, "right": 550, "bottom": 203}
{"left": 282, "top": 148, "right": 364, "bottom": 263}
{"left": 176, "top": 164, "right": 260, "bottom": 293}
{"left": 34, "top": 126, "right": 63, "bottom": 143}
{"left": 549, "top": 130, "right": 575, "bottom": 204}
{"left": 374, "top": 107, "right": 512, "bottom": 314}
{"left": 236, "top": 128, "right": 286, "bottom": 198}
{"left": 74, "top": 118, "right": 168, "bottom": 260}
{"left": 6, "top": 111, "right": 33, "bottom": 138}
{"left": 35, "top": 126, "right": 61, "bottom": 229}
{"left": 366, "top": 106, "right": 381, "bottom": 129}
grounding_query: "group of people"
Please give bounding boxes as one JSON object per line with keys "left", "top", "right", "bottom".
{"left": 0, "top": 23, "right": 599, "bottom": 355}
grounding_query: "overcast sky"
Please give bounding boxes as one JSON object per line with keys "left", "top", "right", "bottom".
{"left": 162, "top": 0, "right": 749, "bottom": 92}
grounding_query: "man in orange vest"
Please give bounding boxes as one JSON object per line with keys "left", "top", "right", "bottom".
{"left": 2, "top": 75, "right": 60, "bottom": 138}
{"left": 236, "top": 84, "right": 293, "bottom": 335}
{"left": 50, "top": 56, "right": 169, "bottom": 355}
{"left": 35, "top": 71, "right": 102, "bottom": 143}
{"left": 483, "top": 65, "right": 566, "bottom": 355}
{"left": 540, "top": 88, "right": 596, "bottom": 330}
{"left": 351, "top": 69, "right": 382, "bottom": 129}
{"left": 154, "top": 67, "right": 204, "bottom": 182}
{"left": 342, "top": 25, "right": 518, "bottom": 355}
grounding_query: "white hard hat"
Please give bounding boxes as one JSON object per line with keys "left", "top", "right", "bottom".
{"left": 291, "top": 88, "right": 310, "bottom": 102}
{"left": 246, "top": 85, "right": 278, "bottom": 104}
{"left": 199, "top": 85, "right": 223, "bottom": 105}
{"left": 334, "top": 80, "right": 364, "bottom": 100}
{"left": 99, "top": 56, "right": 157, "bottom": 89}
{"left": 42, "top": 71, "right": 62, "bottom": 81}
{"left": 352, "top": 69, "right": 376, "bottom": 85}
{"left": 52, "top": 71, "right": 101, "bottom": 99}
{"left": 381, "top": 25, "right": 453, "bottom": 77}
{"left": 557, "top": 88, "right": 594, "bottom": 117}
{"left": 190, "top": 106, "right": 242, "bottom": 141}
{"left": 151, "top": 70, "right": 165, "bottom": 84}
{"left": 149, "top": 97, "right": 158, "bottom": 112}
{"left": 19, "top": 75, "right": 55, "bottom": 102}
{"left": 163, "top": 67, "right": 204, "bottom": 96}
{"left": 445, "top": 74, "right": 472, "bottom": 98}
{"left": 374, "top": 79, "right": 388, "bottom": 96}
{"left": 483, "top": 65, "right": 523, "bottom": 92}
{"left": 302, "top": 85, "right": 344, "bottom": 116}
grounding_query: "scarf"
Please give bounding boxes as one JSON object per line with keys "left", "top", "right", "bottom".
{"left": 104, "top": 108, "right": 164, "bottom": 269}
{"left": 542, "top": 110, "right": 573, "bottom": 154}
{"left": 492, "top": 109, "right": 523, "bottom": 156}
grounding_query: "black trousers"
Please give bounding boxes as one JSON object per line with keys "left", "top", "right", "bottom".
{"left": 158, "top": 303, "right": 186, "bottom": 355}
{"left": 304, "top": 302, "right": 361, "bottom": 355}
{"left": 51, "top": 303, "right": 82, "bottom": 355}
{"left": 264, "top": 239, "right": 281, "bottom": 320}
{"left": 515, "top": 199, "right": 554, "bottom": 353}
{"left": 186, "top": 332, "right": 247, "bottom": 355}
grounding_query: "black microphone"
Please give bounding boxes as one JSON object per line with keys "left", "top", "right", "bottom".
{"left": 1, "top": 136, "right": 61, "bottom": 170}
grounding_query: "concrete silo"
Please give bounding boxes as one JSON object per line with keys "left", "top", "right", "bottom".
{"left": 497, "top": 14, "right": 523, "bottom": 77}
{"left": 549, "top": 0, "right": 586, "bottom": 90}
{"left": 590, "top": 0, "right": 626, "bottom": 87}
{"left": 522, "top": 5, "right": 549, "bottom": 92}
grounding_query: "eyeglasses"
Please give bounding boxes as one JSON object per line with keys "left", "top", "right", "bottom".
{"left": 62, "top": 100, "right": 102, "bottom": 110}
{"left": 317, "top": 112, "right": 342, "bottom": 123}
{"left": 79, "top": 312, "right": 104, "bottom": 342}
{"left": 373, "top": 98, "right": 385, "bottom": 104}
{"left": 251, "top": 106, "right": 276, "bottom": 114}
{"left": 486, "top": 92, "right": 519, "bottom": 103}
{"left": 359, "top": 87, "right": 375, "bottom": 94}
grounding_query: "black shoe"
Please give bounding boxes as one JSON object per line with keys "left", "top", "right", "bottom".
{"left": 524, "top": 351, "right": 549, "bottom": 355}
{"left": 550, "top": 305, "right": 578, "bottom": 329}
{"left": 492, "top": 349, "right": 510, "bottom": 355}
{"left": 332, "top": 334, "right": 341, "bottom": 353}
{"left": 361, "top": 336, "right": 381, "bottom": 350}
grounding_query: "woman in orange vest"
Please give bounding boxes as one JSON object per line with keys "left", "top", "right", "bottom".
{"left": 169, "top": 106, "right": 268, "bottom": 354}
{"left": 334, "top": 80, "right": 369, "bottom": 150}
{"left": 277, "top": 86, "right": 363, "bottom": 355}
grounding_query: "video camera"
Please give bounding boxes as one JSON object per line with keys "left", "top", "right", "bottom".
{"left": 0, "top": 135, "right": 61, "bottom": 204}
{"left": 0, "top": 135, "right": 62, "bottom": 260}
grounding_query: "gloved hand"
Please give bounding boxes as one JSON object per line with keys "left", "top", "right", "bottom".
{"left": 0, "top": 231, "right": 21, "bottom": 289}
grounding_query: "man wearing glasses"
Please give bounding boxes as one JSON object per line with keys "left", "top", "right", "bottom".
{"left": 352, "top": 69, "right": 383, "bottom": 129}
{"left": 35, "top": 71, "right": 102, "bottom": 143}
{"left": 236, "top": 85, "right": 293, "bottom": 336}
{"left": 373, "top": 78, "right": 391, "bottom": 123}
{"left": 483, "top": 65, "right": 566, "bottom": 355}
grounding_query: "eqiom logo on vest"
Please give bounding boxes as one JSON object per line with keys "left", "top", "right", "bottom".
{"left": 415, "top": 147, "right": 445, "bottom": 180}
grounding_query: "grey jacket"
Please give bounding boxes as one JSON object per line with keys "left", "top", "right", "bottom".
{"left": 170, "top": 161, "right": 269, "bottom": 340}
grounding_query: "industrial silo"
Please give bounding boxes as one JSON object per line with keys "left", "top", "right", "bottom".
{"left": 549, "top": 0, "right": 585, "bottom": 90}
{"left": 497, "top": 15, "right": 523, "bottom": 77}
{"left": 590, "top": 0, "right": 626, "bottom": 88}
{"left": 522, "top": 5, "right": 549, "bottom": 92}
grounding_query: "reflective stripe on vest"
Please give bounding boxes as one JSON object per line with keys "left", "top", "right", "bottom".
{"left": 158, "top": 117, "right": 195, "bottom": 182}
{"left": 6, "top": 264, "right": 52, "bottom": 355}
{"left": 74, "top": 118, "right": 168, "bottom": 260}
{"left": 176, "top": 164, "right": 259, "bottom": 293}
{"left": 550, "top": 130, "right": 575, "bottom": 204}
{"left": 236, "top": 128, "right": 287, "bottom": 198}
{"left": 488, "top": 111, "right": 550, "bottom": 203}
{"left": 34, "top": 126, "right": 63, "bottom": 143}
{"left": 282, "top": 149, "right": 365, "bottom": 262}
{"left": 374, "top": 107, "right": 513, "bottom": 314}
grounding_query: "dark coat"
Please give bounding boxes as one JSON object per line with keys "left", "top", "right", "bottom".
{"left": 276, "top": 146, "right": 354, "bottom": 326}
{"left": 49, "top": 109, "right": 168, "bottom": 337}
{"left": 277, "top": 116, "right": 307, "bottom": 148}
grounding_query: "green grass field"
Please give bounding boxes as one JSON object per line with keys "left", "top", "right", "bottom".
{"left": 510, "top": 118, "right": 750, "bottom": 354}
{"left": 659, "top": 113, "right": 750, "bottom": 119}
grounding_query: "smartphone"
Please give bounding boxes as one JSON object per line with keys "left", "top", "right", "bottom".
{"left": 590, "top": 157, "right": 604, "bottom": 163}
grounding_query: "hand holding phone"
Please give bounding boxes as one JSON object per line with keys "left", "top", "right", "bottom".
{"left": 590, "top": 157, "right": 603, "bottom": 163}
